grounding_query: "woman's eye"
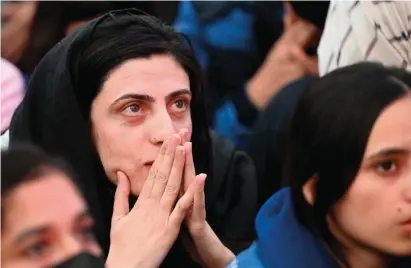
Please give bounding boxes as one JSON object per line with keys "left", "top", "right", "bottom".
{"left": 24, "top": 242, "right": 48, "bottom": 259}
{"left": 171, "top": 99, "right": 187, "bottom": 111}
{"left": 375, "top": 160, "right": 397, "bottom": 174}
{"left": 123, "top": 104, "right": 141, "bottom": 115}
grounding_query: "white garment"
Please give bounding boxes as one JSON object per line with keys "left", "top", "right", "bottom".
{"left": 1, "top": 130, "right": 10, "bottom": 149}
{"left": 318, "top": 0, "right": 411, "bottom": 76}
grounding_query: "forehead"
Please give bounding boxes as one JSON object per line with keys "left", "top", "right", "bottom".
{"left": 3, "top": 173, "right": 86, "bottom": 233}
{"left": 364, "top": 95, "right": 411, "bottom": 155}
{"left": 101, "top": 54, "right": 190, "bottom": 99}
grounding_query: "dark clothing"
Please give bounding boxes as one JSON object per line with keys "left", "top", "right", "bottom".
{"left": 246, "top": 77, "right": 315, "bottom": 208}
{"left": 9, "top": 10, "right": 257, "bottom": 268}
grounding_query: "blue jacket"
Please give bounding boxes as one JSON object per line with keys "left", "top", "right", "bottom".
{"left": 228, "top": 188, "right": 339, "bottom": 268}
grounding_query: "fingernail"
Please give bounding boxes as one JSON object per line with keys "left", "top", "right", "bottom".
{"left": 185, "top": 142, "right": 192, "bottom": 150}
{"left": 197, "top": 173, "right": 207, "bottom": 183}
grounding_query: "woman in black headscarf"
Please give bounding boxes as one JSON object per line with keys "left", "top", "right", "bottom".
{"left": 9, "top": 9, "right": 257, "bottom": 267}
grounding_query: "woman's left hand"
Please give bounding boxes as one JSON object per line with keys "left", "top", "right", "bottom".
{"left": 181, "top": 138, "right": 235, "bottom": 268}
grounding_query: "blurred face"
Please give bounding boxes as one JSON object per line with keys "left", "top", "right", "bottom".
{"left": 1, "top": 172, "right": 102, "bottom": 268}
{"left": 91, "top": 55, "right": 192, "bottom": 195}
{"left": 328, "top": 95, "right": 411, "bottom": 259}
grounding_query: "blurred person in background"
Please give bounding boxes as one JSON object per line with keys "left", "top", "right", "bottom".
{"left": 1, "top": 144, "right": 104, "bottom": 268}
{"left": 1, "top": 1, "right": 113, "bottom": 77}
{"left": 318, "top": 0, "right": 411, "bottom": 74}
{"left": 175, "top": 63, "right": 411, "bottom": 268}
{"left": 2, "top": 144, "right": 207, "bottom": 268}
{"left": 8, "top": 9, "right": 257, "bottom": 267}
{"left": 1, "top": 1, "right": 178, "bottom": 79}
{"left": 247, "top": 0, "right": 411, "bottom": 208}
{"left": 1, "top": 58, "right": 25, "bottom": 135}
{"left": 173, "top": 1, "right": 329, "bottom": 147}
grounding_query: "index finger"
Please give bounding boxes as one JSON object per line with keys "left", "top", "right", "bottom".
{"left": 139, "top": 136, "right": 170, "bottom": 200}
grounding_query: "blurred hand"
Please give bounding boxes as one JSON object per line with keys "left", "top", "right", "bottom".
{"left": 246, "top": 3, "right": 319, "bottom": 109}
{"left": 106, "top": 134, "right": 206, "bottom": 268}
{"left": 1, "top": 2, "right": 37, "bottom": 64}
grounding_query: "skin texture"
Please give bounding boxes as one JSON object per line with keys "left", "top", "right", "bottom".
{"left": 91, "top": 55, "right": 193, "bottom": 195}
{"left": 1, "top": 173, "right": 102, "bottom": 268}
{"left": 305, "top": 95, "right": 411, "bottom": 268}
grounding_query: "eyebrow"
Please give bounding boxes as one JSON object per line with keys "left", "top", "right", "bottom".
{"left": 366, "top": 148, "right": 410, "bottom": 160}
{"left": 165, "top": 89, "right": 191, "bottom": 101}
{"left": 113, "top": 89, "right": 191, "bottom": 104}
{"left": 13, "top": 226, "right": 49, "bottom": 245}
{"left": 12, "top": 210, "right": 91, "bottom": 245}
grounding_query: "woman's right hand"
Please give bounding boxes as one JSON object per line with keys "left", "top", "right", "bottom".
{"left": 105, "top": 134, "right": 206, "bottom": 268}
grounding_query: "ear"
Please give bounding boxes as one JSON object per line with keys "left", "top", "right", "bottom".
{"left": 302, "top": 175, "right": 317, "bottom": 206}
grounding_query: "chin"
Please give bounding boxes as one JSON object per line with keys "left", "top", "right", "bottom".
{"left": 384, "top": 241, "right": 411, "bottom": 256}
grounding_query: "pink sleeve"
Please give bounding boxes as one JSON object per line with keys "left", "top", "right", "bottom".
{"left": 1, "top": 58, "right": 25, "bottom": 133}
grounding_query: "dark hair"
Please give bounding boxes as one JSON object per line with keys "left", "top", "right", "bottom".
{"left": 284, "top": 62, "right": 411, "bottom": 266}
{"left": 18, "top": 1, "right": 115, "bottom": 74}
{"left": 1, "top": 143, "right": 82, "bottom": 223}
{"left": 71, "top": 9, "right": 211, "bottom": 176}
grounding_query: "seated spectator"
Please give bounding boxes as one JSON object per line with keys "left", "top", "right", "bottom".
{"left": 183, "top": 62, "right": 411, "bottom": 268}
{"left": 248, "top": 0, "right": 411, "bottom": 207}
{"left": 8, "top": 9, "right": 257, "bottom": 267}
{"left": 173, "top": 1, "right": 329, "bottom": 147}
{"left": 318, "top": 0, "right": 411, "bottom": 74}
{"left": 1, "top": 144, "right": 104, "bottom": 268}
{"left": 2, "top": 144, "right": 206, "bottom": 268}
{"left": 1, "top": 58, "right": 25, "bottom": 134}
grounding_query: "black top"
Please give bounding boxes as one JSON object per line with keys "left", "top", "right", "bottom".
{"left": 9, "top": 9, "right": 257, "bottom": 267}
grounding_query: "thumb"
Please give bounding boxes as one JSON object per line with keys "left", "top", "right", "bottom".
{"left": 112, "top": 171, "right": 130, "bottom": 224}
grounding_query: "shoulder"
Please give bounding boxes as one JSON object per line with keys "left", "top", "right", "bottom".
{"left": 226, "top": 243, "right": 265, "bottom": 268}
{"left": 210, "top": 131, "right": 255, "bottom": 175}
{"left": 209, "top": 131, "right": 256, "bottom": 194}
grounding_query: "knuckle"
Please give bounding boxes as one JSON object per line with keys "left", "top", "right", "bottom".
{"left": 164, "top": 184, "right": 178, "bottom": 195}
{"left": 149, "top": 169, "right": 157, "bottom": 178}
{"left": 173, "top": 160, "right": 184, "bottom": 169}
{"left": 155, "top": 172, "right": 168, "bottom": 183}
{"left": 160, "top": 146, "right": 167, "bottom": 155}
{"left": 165, "top": 149, "right": 174, "bottom": 156}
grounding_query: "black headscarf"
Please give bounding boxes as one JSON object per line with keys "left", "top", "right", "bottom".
{"left": 9, "top": 8, "right": 213, "bottom": 254}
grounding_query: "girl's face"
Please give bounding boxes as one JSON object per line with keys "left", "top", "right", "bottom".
{"left": 328, "top": 95, "right": 411, "bottom": 259}
{"left": 1, "top": 172, "right": 102, "bottom": 268}
{"left": 90, "top": 55, "right": 192, "bottom": 195}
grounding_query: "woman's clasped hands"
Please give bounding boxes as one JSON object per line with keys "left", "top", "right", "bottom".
{"left": 105, "top": 130, "right": 234, "bottom": 268}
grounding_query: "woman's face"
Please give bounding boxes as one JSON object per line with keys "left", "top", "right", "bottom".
{"left": 328, "top": 95, "right": 411, "bottom": 257}
{"left": 1, "top": 172, "right": 102, "bottom": 268}
{"left": 91, "top": 54, "right": 192, "bottom": 195}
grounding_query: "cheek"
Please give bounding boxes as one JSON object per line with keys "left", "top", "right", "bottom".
{"left": 174, "top": 117, "right": 193, "bottom": 140}
{"left": 92, "top": 119, "right": 146, "bottom": 182}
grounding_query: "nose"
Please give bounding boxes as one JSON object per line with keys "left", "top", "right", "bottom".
{"left": 149, "top": 109, "right": 177, "bottom": 145}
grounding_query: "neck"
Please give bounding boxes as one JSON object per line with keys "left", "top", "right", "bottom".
{"left": 344, "top": 245, "right": 391, "bottom": 268}
{"left": 327, "top": 216, "right": 392, "bottom": 268}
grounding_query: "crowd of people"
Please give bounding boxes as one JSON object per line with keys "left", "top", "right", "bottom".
{"left": 1, "top": 1, "right": 411, "bottom": 268}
